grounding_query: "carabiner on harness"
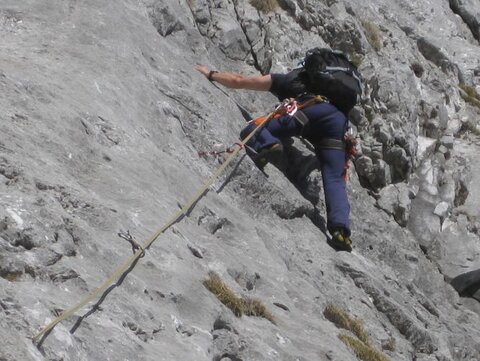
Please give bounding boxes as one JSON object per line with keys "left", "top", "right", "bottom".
{"left": 278, "top": 98, "right": 298, "bottom": 116}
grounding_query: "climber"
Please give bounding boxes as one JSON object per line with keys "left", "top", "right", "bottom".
{"left": 195, "top": 56, "right": 355, "bottom": 252}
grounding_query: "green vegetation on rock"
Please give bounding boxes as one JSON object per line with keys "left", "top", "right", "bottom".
{"left": 459, "top": 82, "right": 480, "bottom": 110}
{"left": 249, "top": 0, "right": 279, "bottom": 13}
{"left": 204, "top": 273, "right": 276, "bottom": 324}
{"left": 362, "top": 21, "right": 383, "bottom": 51}
{"left": 324, "top": 304, "right": 391, "bottom": 361}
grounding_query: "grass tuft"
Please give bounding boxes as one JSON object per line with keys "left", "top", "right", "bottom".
{"left": 324, "top": 304, "right": 391, "bottom": 360}
{"left": 339, "top": 334, "right": 390, "bottom": 361}
{"left": 362, "top": 21, "right": 383, "bottom": 51}
{"left": 366, "top": 109, "right": 374, "bottom": 123}
{"left": 243, "top": 298, "right": 277, "bottom": 324}
{"left": 382, "top": 336, "right": 396, "bottom": 352}
{"left": 203, "top": 273, "right": 276, "bottom": 324}
{"left": 203, "top": 274, "right": 245, "bottom": 317}
{"left": 459, "top": 82, "right": 480, "bottom": 110}
{"left": 348, "top": 53, "right": 363, "bottom": 68}
{"left": 323, "top": 304, "right": 370, "bottom": 344}
{"left": 249, "top": 0, "right": 279, "bottom": 13}
{"left": 324, "top": 303, "right": 351, "bottom": 328}
{"left": 0, "top": 271, "right": 23, "bottom": 282}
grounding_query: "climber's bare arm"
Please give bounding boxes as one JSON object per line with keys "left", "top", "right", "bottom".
{"left": 195, "top": 64, "right": 272, "bottom": 91}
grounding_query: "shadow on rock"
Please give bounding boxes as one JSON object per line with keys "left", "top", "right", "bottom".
{"left": 451, "top": 269, "right": 480, "bottom": 301}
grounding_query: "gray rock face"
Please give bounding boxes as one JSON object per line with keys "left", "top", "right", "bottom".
{"left": 377, "top": 183, "right": 415, "bottom": 227}
{"left": 451, "top": 269, "right": 480, "bottom": 301}
{"left": 1, "top": 0, "right": 480, "bottom": 360}
{"left": 449, "top": 0, "right": 480, "bottom": 42}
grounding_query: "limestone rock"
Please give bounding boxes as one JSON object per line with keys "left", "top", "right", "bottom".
{"left": 1, "top": 0, "right": 480, "bottom": 360}
{"left": 377, "top": 183, "right": 414, "bottom": 227}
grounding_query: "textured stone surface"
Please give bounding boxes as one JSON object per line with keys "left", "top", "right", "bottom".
{"left": 1, "top": 0, "right": 480, "bottom": 360}
{"left": 377, "top": 183, "right": 414, "bottom": 227}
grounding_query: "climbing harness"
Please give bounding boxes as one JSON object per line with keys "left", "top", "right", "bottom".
{"left": 312, "top": 138, "right": 346, "bottom": 151}
{"left": 32, "top": 103, "right": 287, "bottom": 343}
{"left": 292, "top": 110, "right": 310, "bottom": 136}
{"left": 280, "top": 95, "right": 357, "bottom": 181}
{"left": 250, "top": 95, "right": 327, "bottom": 127}
{"left": 310, "top": 130, "right": 357, "bottom": 181}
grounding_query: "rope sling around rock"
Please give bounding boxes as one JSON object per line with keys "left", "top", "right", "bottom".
{"left": 31, "top": 102, "right": 298, "bottom": 342}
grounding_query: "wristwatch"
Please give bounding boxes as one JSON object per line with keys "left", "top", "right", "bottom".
{"left": 208, "top": 70, "right": 218, "bottom": 81}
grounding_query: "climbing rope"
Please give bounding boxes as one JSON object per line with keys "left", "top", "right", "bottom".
{"left": 32, "top": 95, "right": 330, "bottom": 341}
{"left": 32, "top": 105, "right": 285, "bottom": 342}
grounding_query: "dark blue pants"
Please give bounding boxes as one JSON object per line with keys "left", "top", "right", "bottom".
{"left": 240, "top": 103, "right": 350, "bottom": 235}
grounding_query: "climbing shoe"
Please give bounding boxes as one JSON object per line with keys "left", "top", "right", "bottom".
{"left": 329, "top": 228, "right": 352, "bottom": 252}
{"left": 252, "top": 143, "right": 284, "bottom": 170}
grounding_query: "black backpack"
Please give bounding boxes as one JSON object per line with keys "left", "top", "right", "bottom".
{"left": 301, "top": 48, "right": 362, "bottom": 114}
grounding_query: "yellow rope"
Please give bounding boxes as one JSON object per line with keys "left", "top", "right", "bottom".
{"left": 32, "top": 96, "right": 326, "bottom": 342}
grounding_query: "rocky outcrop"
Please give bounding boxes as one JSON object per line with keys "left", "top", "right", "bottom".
{"left": 1, "top": 0, "right": 480, "bottom": 360}
{"left": 451, "top": 269, "right": 480, "bottom": 301}
{"left": 449, "top": 0, "right": 480, "bottom": 42}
